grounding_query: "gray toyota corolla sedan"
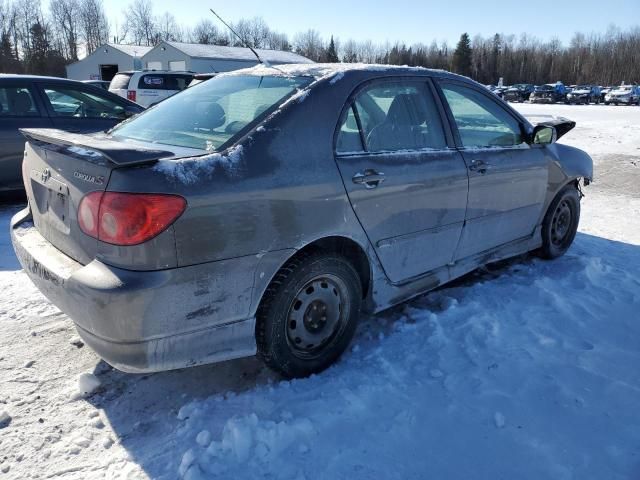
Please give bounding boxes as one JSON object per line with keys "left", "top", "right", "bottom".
{"left": 10, "top": 64, "right": 593, "bottom": 378}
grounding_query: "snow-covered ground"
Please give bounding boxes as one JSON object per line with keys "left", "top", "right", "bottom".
{"left": 1, "top": 103, "right": 639, "bottom": 479}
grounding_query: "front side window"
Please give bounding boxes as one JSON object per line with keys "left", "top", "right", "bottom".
{"left": 440, "top": 83, "right": 524, "bottom": 148}
{"left": 43, "top": 87, "right": 126, "bottom": 120}
{"left": 336, "top": 80, "right": 446, "bottom": 154}
{"left": 0, "top": 87, "right": 39, "bottom": 117}
{"left": 112, "top": 75, "right": 312, "bottom": 151}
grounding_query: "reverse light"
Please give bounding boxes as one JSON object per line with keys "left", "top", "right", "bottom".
{"left": 127, "top": 90, "right": 136, "bottom": 102}
{"left": 78, "top": 192, "right": 186, "bottom": 246}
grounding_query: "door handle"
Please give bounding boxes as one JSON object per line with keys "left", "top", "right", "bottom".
{"left": 468, "top": 160, "right": 491, "bottom": 174}
{"left": 352, "top": 169, "right": 385, "bottom": 189}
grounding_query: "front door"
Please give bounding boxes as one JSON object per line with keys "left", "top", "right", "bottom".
{"left": 437, "top": 81, "right": 548, "bottom": 260}
{"left": 334, "top": 78, "right": 469, "bottom": 284}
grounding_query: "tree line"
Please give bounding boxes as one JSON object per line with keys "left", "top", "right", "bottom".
{"left": 0, "top": 0, "right": 638, "bottom": 86}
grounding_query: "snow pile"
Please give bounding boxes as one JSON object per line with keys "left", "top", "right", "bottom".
{"left": 179, "top": 413, "right": 314, "bottom": 478}
{"left": 154, "top": 145, "right": 243, "bottom": 184}
{"left": 76, "top": 373, "right": 101, "bottom": 398}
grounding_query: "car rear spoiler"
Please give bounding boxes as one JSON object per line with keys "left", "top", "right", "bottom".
{"left": 20, "top": 128, "right": 175, "bottom": 166}
{"left": 532, "top": 117, "right": 576, "bottom": 140}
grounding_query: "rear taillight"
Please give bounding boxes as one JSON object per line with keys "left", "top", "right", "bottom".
{"left": 78, "top": 192, "right": 186, "bottom": 246}
{"left": 127, "top": 90, "right": 136, "bottom": 102}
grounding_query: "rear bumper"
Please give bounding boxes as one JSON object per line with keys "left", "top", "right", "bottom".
{"left": 10, "top": 207, "right": 258, "bottom": 373}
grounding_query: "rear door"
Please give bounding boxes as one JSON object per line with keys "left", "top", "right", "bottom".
{"left": 0, "top": 82, "right": 53, "bottom": 191}
{"left": 437, "top": 80, "right": 548, "bottom": 260}
{"left": 37, "top": 82, "right": 130, "bottom": 133}
{"left": 334, "top": 78, "right": 469, "bottom": 284}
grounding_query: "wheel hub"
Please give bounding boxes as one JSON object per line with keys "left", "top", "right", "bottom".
{"left": 551, "top": 200, "right": 572, "bottom": 245}
{"left": 286, "top": 276, "right": 345, "bottom": 355}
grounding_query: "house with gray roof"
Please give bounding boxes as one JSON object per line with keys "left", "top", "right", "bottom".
{"left": 140, "top": 41, "right": 313, "bottom": 73}
{"left": 66, "top": 44, "right": 153, "bottom": 81}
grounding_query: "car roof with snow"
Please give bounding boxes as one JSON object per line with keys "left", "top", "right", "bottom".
{"left": 217, "top": 63, "right": 465, "bottom": 83}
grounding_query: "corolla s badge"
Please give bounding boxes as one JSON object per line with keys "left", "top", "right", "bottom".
{"left": 74, "top": 171, "right": 105, "bottom": 185}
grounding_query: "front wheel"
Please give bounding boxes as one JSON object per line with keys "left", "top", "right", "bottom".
{"left": 539, "top": 185, "right": 581, "bottom": 259}
{"left": 256, "top": 253, "right": 362, "bottom": 378}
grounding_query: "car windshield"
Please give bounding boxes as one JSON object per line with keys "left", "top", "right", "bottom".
{"left": 576, "top": 85, "right": 590, "bottom": 90}
{"left": 111, "top": 74, "right": 312, "bottom": 151}
{"left": 537, "top": 85, "right": 554, "bottom": 91}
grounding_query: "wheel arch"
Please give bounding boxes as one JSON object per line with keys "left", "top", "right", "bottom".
{"left": 252, "top": 235, "right": 373, "bottom": 318}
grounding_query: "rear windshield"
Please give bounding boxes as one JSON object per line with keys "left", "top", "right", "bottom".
{"left": 110, "top": 73, "right": 133, "bottom": 90}
{"left": 111, "top": 75, "right": 312, "bottom": 151}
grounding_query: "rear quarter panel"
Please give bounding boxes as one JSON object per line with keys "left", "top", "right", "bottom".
{"left": 106, "top": 72, "right": 377, "bottom": 268}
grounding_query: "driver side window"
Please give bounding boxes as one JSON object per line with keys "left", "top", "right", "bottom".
{"left": 441, "top": 83, "right": 524, "bottom": 148}
{"left": 43, "top": 86, "right": 125, "bottom": 120}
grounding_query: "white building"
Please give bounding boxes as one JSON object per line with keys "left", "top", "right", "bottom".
{"left": 140, "top": 41, "right": 313, "bottom": 73}
{"left": 66, "top": 44, "right": 153, "bottom": 81}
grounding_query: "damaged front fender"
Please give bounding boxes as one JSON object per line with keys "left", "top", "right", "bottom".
{"left": 548, "top": 143, "right": 594, "bottom": 183}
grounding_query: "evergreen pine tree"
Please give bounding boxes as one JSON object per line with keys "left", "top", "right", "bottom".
{"left": 452, "top": 33, "right": 473, "bottom": 78}
{"left": 326, "top": 36, "right": 339, "bottom": 63}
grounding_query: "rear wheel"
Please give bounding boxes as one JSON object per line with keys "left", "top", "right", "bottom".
{"left": 256, "top": 253, "right": 362, "bottom": 378}
{"left": 539, "top": 185, "right": 581, "bottom": 259}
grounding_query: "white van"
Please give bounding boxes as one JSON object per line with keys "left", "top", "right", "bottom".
{"left": 109, "top": 71, "right": 194, "bottom": 108}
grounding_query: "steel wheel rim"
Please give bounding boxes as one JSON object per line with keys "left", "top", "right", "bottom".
{"left": 551, "top": 199, "right": 573, "bottom": 246}
{"left": 286, "top": 274, "right": 349, "bottom": 359}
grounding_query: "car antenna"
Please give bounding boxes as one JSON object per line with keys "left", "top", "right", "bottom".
{"left": 209, "top": 8, "right": 272, "bottom": 68}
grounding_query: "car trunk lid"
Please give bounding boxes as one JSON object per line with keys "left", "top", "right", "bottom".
{"left": 20, "top": 128, "right": 175, "bottom": 264}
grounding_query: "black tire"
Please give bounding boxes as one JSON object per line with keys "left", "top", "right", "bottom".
{"left": 539, "top": 185, "right": 581, "bottom": 259}
{"left": 256, "top": 253, "right": 362, "bottom": 378}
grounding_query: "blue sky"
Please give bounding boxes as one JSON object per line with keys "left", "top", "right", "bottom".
{"left": 105, "top": 0, "right": 638, "bottom": 46}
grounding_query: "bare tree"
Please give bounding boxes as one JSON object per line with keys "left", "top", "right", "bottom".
{"left": 121, "top": 0, "right": 157, "bottom": 46}
{"left": 157, "top": 11, "right": 182, "bottom": 42}
{"left": 293, "top": 29, "right": 323, "bottom": 61}
{"left": 191, "top": 19, "right": 224, "bottom": 45}
{"left": 50, "top": 0, "right": 79, "bottom": 60}
{"left": 79, "top": 0, "right": 109, "bottom": 54}
{"left": 232, "top": 17, "right": 270, "bottom": 48}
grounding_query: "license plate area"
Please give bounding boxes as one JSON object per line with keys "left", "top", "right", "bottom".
{"left": 30, "top": 169, "right": 70, "bottom": 234}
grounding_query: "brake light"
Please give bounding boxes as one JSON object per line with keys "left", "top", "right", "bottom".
{"left": 78, "top": 192, "right": 186, "bottom": 246}
{"left": 127, "top": 90, "right": 136, "bottom": 102}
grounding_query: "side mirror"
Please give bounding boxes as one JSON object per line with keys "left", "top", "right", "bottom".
{"left": 532, "top": 125, "right": 557, "bottom": 145}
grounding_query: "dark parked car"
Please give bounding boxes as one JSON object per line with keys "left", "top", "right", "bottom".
{"left": 503, "top": 83, "right": 535, "bottom": 102}
{"left": 0, "top": 75, "right": 143, "bottom": 193}
{"left": 81, "top": 80, "right": 111, "bottom": 91}
{"left": 11, "top": 65, "right": 592, "bottom": 378}
{"left": 530, "top": 83, "right": 567, "bottom": 103}
{"left": 566, "top": 85, "right": 602, "bottom": 104}
{"left": 188, "top": 73, "right": 217, "bottom": 88}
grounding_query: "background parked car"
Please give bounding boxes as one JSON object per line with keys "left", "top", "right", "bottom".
{"left": 604, "top": 85, "right": 640, "bottom": 105}
{"left": 188, "top": 73, "right": 217, "bottom": 88}
{"left": 600, "top": 86, "right": 613, "bottom": 102}
{"left": 81, "top": 80, "right": 111, "bottom": 91}
{"left": 566, "top": 85, "right": 602, "bottom": 104}
{"left": 503, "top": 83, "right": 534, "bottom": 102}
{"left": 109, "top": 70, "right": 194, "bottom": 107}
{"left": 0, "top": 75, "right": 143, "bottom": 193}
{"left": 530, "top": 82, "right": 567, "bottom": 103}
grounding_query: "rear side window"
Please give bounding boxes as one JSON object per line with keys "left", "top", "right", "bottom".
{"left": 112, "top": 74, "right": 312, "bottom": 151}
{"left": 109, "top": 73, "right": 133, "bottom": 90}
{"left": 337, "top": 80, "right": 446, "bottom": 154}
{"left": 440, "top": 83, "right": 524, "bottom": 148}
{"left": 138, "top": 74, "right": 193, "bottom": 91}
{"left": 0, "top": 87, "right": 39, "bottom": 117}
